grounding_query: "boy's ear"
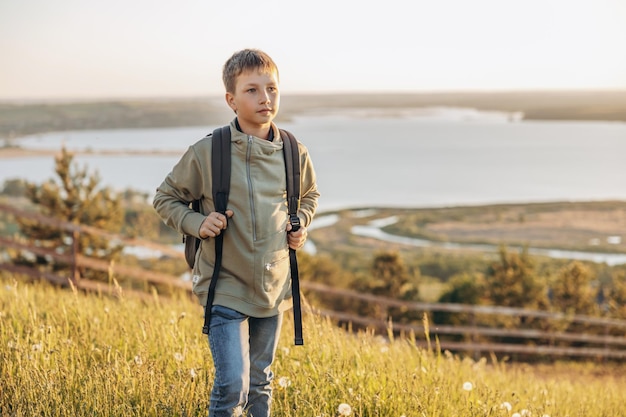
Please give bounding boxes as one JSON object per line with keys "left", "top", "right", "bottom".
{"left": 225, "top": 92, "right": 237, "bottom": 113}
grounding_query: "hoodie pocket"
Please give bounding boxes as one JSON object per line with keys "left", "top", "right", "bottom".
{"left": 192, "top": 243, "right": 213, "bottom": 299}
{"left": 262, "top": 249, "right": 290, "bottom": 296}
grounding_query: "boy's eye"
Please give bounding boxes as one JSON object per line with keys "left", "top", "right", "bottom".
{"left": 247, "top": 88, "right": 256, "bottom": 93}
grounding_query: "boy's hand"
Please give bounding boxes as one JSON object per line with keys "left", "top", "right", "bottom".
{"left": 286, "top": 223, "right": 307, "bottom": 250}
{"left": 199, "top": 210, "right": 234, "bottom": 238}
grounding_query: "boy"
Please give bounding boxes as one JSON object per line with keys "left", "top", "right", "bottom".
{"left": 153, "top": 49, "right": 319, "bottom": 417}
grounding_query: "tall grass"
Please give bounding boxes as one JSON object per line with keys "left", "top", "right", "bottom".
{"left": 1, "top": 278, "right": 625, "bottom": 417}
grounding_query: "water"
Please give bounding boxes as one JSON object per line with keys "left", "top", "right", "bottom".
{"left": 3, "top": 112, "right": 625, "bottom": 264}
{"left": 2, "top": 113, "right": 626, "bottom": 212}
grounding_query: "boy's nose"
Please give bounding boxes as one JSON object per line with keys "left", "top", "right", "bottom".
{"left": 260, "top": 91, "right": 271, "bottom": 103}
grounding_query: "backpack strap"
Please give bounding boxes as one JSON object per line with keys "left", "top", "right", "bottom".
{"left": 280, "top": 129, "right": 304, "bottom": 345}
{"left": 201, "top": 125, "right": 305, "bottom": 346}
{"left": 202, "top": 125, "right": 231, "bottom": 335}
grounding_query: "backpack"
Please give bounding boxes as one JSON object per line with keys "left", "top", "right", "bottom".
{"left": 183, "top": 126, "right": 304, "bottom": 345}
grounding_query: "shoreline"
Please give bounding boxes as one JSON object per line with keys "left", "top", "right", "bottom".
{"left": 0, "top": 147, "right": 184, "bottom": 159}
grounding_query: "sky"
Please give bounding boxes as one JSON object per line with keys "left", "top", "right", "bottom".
{"left": 1, "top": 0, "right": 626, "bottom": 101}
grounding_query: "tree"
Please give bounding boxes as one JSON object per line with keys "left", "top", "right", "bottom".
{"left": 14, "top": 147, "right": 124, "bottom": 282}
{"left": 351, "top": 250, "right": 420, "bottom": 322}
{"left": 485, "top": 246, "right": 546, "bottom": 309}
{"left": 1, "top": 178, "right": 28, "bottom": 197}
{"left": 607, "top": 270, "right": 626, "bottom": 319}
{"left": 434, "top": 272, "right": 486, "bottom": 327}
{"left": 550, "top": 261, "right": 597, "bottom": 316}
{"left": 481, "top": 246, "right": 548, "bottom": 332}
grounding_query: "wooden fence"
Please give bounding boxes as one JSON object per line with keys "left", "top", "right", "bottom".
{"left": 2, "top": 202, "right": 626, "bottom": 360}
{"left": 302, "top": 281, "right": 626, "bottom": 359}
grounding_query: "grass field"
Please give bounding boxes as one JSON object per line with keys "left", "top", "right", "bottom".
{"left": 2, "top": 277, "right": 625, "bottom": 417}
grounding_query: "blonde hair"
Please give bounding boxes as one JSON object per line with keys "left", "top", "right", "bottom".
{"left": 222, "top": 49, "right": 279, "bottom": 93}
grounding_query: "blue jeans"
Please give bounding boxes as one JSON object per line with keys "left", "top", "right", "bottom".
{"left": 207, "top": 305, "right": 283, "bottom": 417}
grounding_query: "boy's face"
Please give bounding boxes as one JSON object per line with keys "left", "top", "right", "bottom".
{"left": 225, "top": 69, "right": 280, "bottom": 130}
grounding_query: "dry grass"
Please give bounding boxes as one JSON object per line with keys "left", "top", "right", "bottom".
{"left": 2, "top": 277, "right": 626, "bottom": 417}
{"left": 358, "top": 202, "right": 626, "bottom": 254}
{"left": 422, "top": 208, "right": 626, "bottom": 251}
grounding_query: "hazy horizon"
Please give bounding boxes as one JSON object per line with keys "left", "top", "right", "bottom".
{"left": 2, "top": 88, "right": 626, "bottom": 106}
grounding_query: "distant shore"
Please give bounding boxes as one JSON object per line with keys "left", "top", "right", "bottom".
{"left": 1, "top": 90, "right": 625, "bottom": 140}
{"left": 0, "top": 147, "right": 183, "bottom": 159}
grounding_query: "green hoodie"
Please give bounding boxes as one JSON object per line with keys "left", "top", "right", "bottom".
{"left": 153, "top": 120, "right": 320, "bottom": 317}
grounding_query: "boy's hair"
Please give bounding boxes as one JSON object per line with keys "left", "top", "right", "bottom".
{"left": 222, "top": 49, "right": 279, "bottom": 93}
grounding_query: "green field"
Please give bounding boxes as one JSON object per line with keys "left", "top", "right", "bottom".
{"left": 1, "top": 278, "right": 625, "bottom": 417}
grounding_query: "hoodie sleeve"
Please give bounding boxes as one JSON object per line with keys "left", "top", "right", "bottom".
{"left": 297, "top": 142, "right": 320, "bottom": 227}
{"left": 152, "top": 142, "right": 211, "bottom": 238}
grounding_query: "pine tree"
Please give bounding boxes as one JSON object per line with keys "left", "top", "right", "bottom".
{"left": 435, "top": 272, "right": 486, "bottom": 327}
{"left": 485, "top": 246, "right": 546, "bottom": 309}
{"left": 14, "top": 147, "right": 124, "bottom": 282}
{"left": 483, "top": 246, "right": 547, "bottom": 331}
{"left": 607, "top": 271, "right": 626, "bottom": 319}
{"left": 351, "top": 251, "right": 420, "bottom": 322}
{"left": 551, "top": 261, "right": 598, "bottom": 316}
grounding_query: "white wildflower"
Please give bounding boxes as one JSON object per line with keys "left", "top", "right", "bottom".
{"left": 278, "top": 376, "right": 291, "bottom": 388}
{"left": 338, "top": 403, "right": 352, "bottom": 416}
{"left": 521, "top": 410, "right": 531, "bottom": 417}
{"left": 462, "top": 381, "right": 473, "bottom": 391}
{"left": 31, "top": 343, "right": 43, "bottom": 352}
{"left": 174, "top": 352, "right": 184, "bottom": 362}
{"left": 134, "top": 355, "right": 143, "bottom": 366}
{"left": 512, "top": 413, "right": 521, "bottom": 417}
{"left": 190, "top": 368, "right": 198, "bottom": 379}
{"left": 500, "top": 402, "right": 513, "bottom": 411}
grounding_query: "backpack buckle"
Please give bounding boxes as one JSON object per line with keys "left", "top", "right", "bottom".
{"left": 289, "top": 215, "right": 301, "bottom": 232}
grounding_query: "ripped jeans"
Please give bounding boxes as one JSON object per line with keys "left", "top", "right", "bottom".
{"left": 207, "top": 305, "right": 283, "bottom": 417}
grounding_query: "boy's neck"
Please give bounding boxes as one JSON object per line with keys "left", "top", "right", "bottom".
{"left": 235, "top": 118, "right": 273, "bottom": 140}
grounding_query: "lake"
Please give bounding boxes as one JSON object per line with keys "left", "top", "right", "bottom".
{"left": 2, "top": 110, "right": 626, "bottom": 212}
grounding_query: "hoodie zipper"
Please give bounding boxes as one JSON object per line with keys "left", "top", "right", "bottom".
{"left": 246, "top": 135, "right": 257, "bottom": 241}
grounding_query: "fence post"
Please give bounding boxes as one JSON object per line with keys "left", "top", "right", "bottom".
{"left": 71, "top": 228, "right": 80, "bottom": 284}
{"left": 471, "top": 311, "right": 481, "bottom": 361}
